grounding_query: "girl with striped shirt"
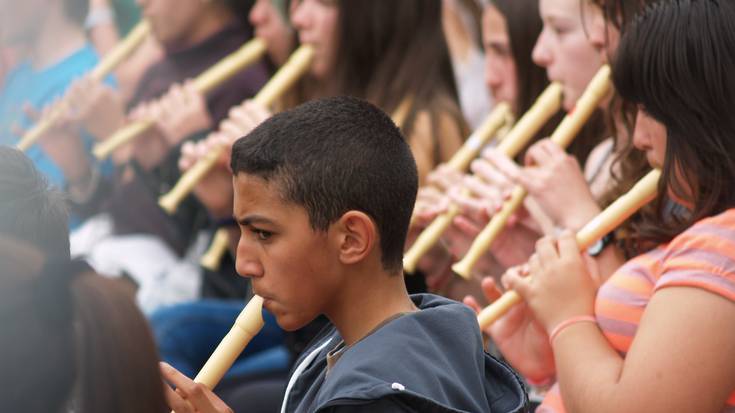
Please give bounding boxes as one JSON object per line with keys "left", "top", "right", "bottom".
{"left": 477, "top": 0, "right": 735, "bottom": 411}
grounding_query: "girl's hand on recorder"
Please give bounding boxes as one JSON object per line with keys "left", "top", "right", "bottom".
{"left": 179, "top": 133, "right": 234, "bottom": 219}
{"left": 482, "top": 140, "right": 601, "bottom": 231}
{"left": 503, "top": 231, "right": 599, "bottom": 333}
{"left": 464, "top": 275, "right": 556, "bottom": 383}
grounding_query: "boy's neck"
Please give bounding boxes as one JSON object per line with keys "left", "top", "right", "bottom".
{"left": 325, "top": 266, "right": 418, "bottom": 346}
{"left": 31, "top": 11, "right": 86, "bottom": 70}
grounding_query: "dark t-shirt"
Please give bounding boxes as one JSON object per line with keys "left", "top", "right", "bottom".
{"left": 107, "top": 23, "right": 270, "bottom": 256}
{"left": 128, "top": 23, "right": 269, "bottom": 122}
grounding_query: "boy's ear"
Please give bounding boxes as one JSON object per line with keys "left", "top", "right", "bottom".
{"left": 333, "top": 211, "right": 377, "bottom": 265}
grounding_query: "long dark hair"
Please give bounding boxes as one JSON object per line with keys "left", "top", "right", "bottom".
{"left": 590, "top": 0, "right": 646, "bottom": 33}
{"left": 614, "top": 0, "right": 735, "bottom": 243}
{"left": 0, "top": 241, "right": 168, "bottom": 413}
{"left": 327, "top": 0, "right": 466, "bottom": 144}
{"left": 491, "top": 0, "right": 548, "bottom": 118}
{"left": 0, "top": 147, "right": 69, "bottom": 259}
{"left": 73, "top": 273, "right": 168, "bottom": 413}
{"left": 579, "top": 0, "right": 657, "bottom": 257}
{"left": 589, "top": 0, "right": 653, "bottom": 199}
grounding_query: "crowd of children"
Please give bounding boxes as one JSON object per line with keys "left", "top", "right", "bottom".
{"left": 2, "top": 0, "right": 735, "bottom": 412}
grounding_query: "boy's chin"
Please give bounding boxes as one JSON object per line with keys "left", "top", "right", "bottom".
{"left": 273, "top": 312, "right": 316, "bottom": 332}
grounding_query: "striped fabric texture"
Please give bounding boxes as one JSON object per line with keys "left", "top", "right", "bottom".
{"left": 539, "top": 208, "right": 735, "bottom": 412}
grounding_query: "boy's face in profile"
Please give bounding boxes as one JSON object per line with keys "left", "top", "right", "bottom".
{"left": 232, "top": 172, "right": 343, "bottom": 331}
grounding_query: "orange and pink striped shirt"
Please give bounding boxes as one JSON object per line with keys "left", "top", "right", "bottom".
{"left": 539, "top": 208, "right": 735, "bottom": 412}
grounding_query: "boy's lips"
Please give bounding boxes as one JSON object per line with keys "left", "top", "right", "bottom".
{"left": 261, "top": 297, "right": 282, "bottom": 315}
{"left": 255, "top": 292, "right": 273, "bottom": 309}
{"left": 253, "top": 288, "right": 270, "bottom": 299}
{"left": 253, "top": 288, "right": 275, "bottom": 305}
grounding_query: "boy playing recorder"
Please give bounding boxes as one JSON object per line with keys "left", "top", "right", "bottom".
{"left": 162, "top": 96, "right": 527, "bottom": 413}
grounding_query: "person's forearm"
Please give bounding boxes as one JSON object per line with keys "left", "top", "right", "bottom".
{"left": 87, "top": 0, "right": 120, "bottom": 55}
{"left": 553, "top": 322, "right": 626, "bottom": 413}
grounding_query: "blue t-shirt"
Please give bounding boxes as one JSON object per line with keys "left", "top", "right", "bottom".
{"left": 0, "top": 44, "right": 112, "bottom": 190}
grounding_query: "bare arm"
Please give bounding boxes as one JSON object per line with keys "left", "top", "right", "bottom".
{"left": 554, "top": 286, "right": 735, "bottom": 413}
{"left": 508, "top": 231, "right": 735, "bottom": 413}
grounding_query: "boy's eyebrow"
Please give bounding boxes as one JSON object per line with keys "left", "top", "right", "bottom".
{"left": 234, "top": 214, "right": 276, "bottom": 226}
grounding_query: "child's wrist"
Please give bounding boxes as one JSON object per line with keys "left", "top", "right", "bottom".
{"left": 559, "top": 203, "right": 601, "bottom": 232}
{"left": 525, "top": 374, "right": 555, "bottom": 387}
{"left": 85, "top": 4, "right": 115, "bottom": 30}
{"left": 548, "top": 315, "right": 597, "bottom": 345}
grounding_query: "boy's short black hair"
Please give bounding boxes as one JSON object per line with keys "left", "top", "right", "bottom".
{"left": 231, "top": 96, "right": 418, "bottom": 272}
{"left": 0, "top": 147, "right": 70, "bottom": 259}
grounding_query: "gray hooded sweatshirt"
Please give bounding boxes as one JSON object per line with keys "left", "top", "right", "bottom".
{"left": 280, "top": 294, "right": 528, "bottom": 413}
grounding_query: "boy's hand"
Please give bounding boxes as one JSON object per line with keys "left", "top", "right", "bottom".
{"left": 161, "top": 362, "right": 234, "bottom": 413}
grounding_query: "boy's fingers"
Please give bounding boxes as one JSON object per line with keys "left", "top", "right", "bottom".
{"left": 160, "top": 361, "right": 194, "bottom": 389}
{"left": 164, "top": 382, "right": 193, "bottom": 413}
{"left": 161, "top": 362, "right": 223, "bottom": 412}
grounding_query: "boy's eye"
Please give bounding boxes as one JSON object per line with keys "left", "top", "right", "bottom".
{"left": 252, "top": 229, "right": 273, "bottom": 241}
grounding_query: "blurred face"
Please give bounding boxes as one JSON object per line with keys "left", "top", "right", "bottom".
{"left": 533, "top": 0, "right": 604, "bottom": 111}
{"left": 632, "top": 109, "right": 666, "bottom": 170}
{"left": 585, "top": 3, "right": 620, "bottom": 64}
{"left": 0, "top": 0, "right": 46, "bottom": 46}
{"left": 136, "top": 0, "right": 207, "bottom": 49}
{"left": 233, "top": 173, "right": 342, "bottom": 331}
{"left": 249, "top": 0, "right": 295, "bottom": 66}
{"left": 290, "top": 0, "right": 339, "bottom": 79}
{"left": 482, "top": 5, "right": 518, "bottom": 110}
{"left": 633, "top": 109, "right": 695, "bottom": 205}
